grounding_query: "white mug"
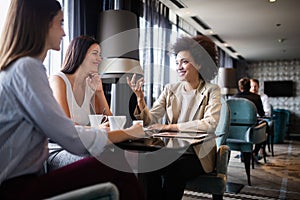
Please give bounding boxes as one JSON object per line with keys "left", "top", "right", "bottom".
{"left": 108, "top": 116, "right": 127, "bottom": 130}
{"left": 89, "top": 114, "right": 108, "bottom": 127}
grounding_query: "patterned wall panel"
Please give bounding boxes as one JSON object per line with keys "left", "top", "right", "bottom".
{"left": 247, "top": 60, "right": 300, "bottom": 137}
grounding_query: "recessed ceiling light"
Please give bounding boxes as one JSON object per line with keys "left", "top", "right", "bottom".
{"left": 206, "top": 29, "right": 214, "bottom": 34}
{"left": 269, "top": 0, "right": 276, "bottom": 3}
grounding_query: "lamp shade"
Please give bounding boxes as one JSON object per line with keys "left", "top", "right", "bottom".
{"left": 218, "top": 68, "right": 238, "bottom": 95}
{"left": 97, "top": 10, "right": 143, "bottom": 75}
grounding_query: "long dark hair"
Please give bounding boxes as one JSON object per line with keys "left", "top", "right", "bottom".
{"left": 61, "top": 35, "right": 100, "bottom": 74}
{"left": 0, "top": 0, "right": 62, "bottom": 70}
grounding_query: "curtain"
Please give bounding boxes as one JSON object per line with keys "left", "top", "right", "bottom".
{"left": 139, "top": 0, "right": 171, "bottom": 107}
{"left": 218, "top": 47, "right": 233, "bottom": 68}
{"left": 67, "top": 0, "right": 102, "bottom": 40}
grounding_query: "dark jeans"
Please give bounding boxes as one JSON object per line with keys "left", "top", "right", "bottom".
{"left": 141, "top": 153, "right": 205, "bottom": 200}
{"left": 0, "top": 150, "right": 145, "bottom": 200}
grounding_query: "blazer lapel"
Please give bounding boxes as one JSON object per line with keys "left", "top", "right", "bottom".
{"left": 189, "top": 92, "right": 204, "bottom": 120}
{"left": 168, "top": 92, "right": 181, "bottom": 123}
{"left": 167, "top": 81, "right": 206, "bottom": 123}
{"left": 189, "top": 81, "right": 206, "bottom": 120}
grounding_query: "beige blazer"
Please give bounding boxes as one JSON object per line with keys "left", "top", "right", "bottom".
{"left": 135, "top": 80, "right": 221, "bottom": 173}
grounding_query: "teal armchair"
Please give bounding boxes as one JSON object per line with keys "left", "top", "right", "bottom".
{"left": 186, "top": 98, "right": 231, "bottom": 200}
{"left": 46, "top": 182, "right": 119, "bottom": 200}
{"left": 226, "top": 98, "right": 267, "bottom": 186}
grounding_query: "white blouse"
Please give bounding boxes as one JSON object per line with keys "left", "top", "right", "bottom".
{"left": 55, "top": 72, "right": 95, "bottom": 125}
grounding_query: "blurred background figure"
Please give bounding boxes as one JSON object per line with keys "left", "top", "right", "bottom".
{"left": 235, "top": 77, "right": 265, "bottom": 117}
{"left": 250, "top": 78, "right": 271, "bottom": 117}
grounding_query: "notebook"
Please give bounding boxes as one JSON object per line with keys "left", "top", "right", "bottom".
{"left": 152, "top": 132, "right": 208, "bottom": 139}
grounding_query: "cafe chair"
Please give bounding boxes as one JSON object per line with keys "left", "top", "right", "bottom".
{"left": 45, "top": 182, "right": 119, "bottom": 200}
{"left": 186, "top": 145, "right": 231, "bottom": 200}
{"left": 215, "top": 98, "right": 231, "bottom": 149}
{"left": 225, "top": 98, "right": 267, "bottom": 186}
{"left": 251, "top": 120, "right": 268, "bottom": 167}
{"left": 185, "top": 99, "right": 231, "bottom": 200}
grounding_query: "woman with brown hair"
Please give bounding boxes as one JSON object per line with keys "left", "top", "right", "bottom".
{"left": 49, "top": 35, "right": 113, "bottom": 126}
{"left": 0, "top": 0, "right": 144, "bottom": 199}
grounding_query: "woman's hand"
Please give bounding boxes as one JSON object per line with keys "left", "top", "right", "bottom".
{"left": 98, "top": 121, "right": 110, "bottom": 132}
{"left": 147, "top": 124, "right": 178, "bottom": 132}
{"left": 126, "top": 74, "right": 144, "bottom": 100}
{"left": 147, "top": 124, "right": 166, "bottom": 132}
{"left": 124, "top": 123, "right": 145, "bottom": 139}
{"left": 87, "top": 73, "right": 103, "bottom": 92}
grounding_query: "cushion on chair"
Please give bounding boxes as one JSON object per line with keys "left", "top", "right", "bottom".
{"left": 250, "top": 121, "right": 267, "bottom": 144}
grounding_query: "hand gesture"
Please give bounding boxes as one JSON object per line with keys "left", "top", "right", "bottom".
{"left": 87, "top": 73, "right": 103, "bottom": 92}
{"left": 126, "top": 74, "right": 144, "bottom": 100}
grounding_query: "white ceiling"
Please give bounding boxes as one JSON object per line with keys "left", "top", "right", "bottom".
{"left": 160, "top": 0, "right": 300, "bottom": 62}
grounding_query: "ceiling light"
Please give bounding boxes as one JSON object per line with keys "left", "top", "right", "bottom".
{"left": 269, "top": 0, "right": 276, "bottom": 3}
{"left": 207, "top": 29, "right": 214, "bottom": 34}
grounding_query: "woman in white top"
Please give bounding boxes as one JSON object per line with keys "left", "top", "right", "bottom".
{"left": 49, "top": 35, "right": 113, "bottom": 126}
{"left": 47, "top": 36, "right": 116, "bottom": 170}
{"left": 0, "top": 1, "right": 144, "bottom": 199}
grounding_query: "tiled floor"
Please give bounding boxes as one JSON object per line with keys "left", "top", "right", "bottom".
{"left": 183, "top": 139, "right": 300, "bottom": 200}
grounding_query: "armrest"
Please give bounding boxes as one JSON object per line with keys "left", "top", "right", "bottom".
{"left": 46, "top": 182, "right": 119, "bottom": 200}
{"left": 251, "top": 121, "right": 267, "bottom": 144}
{"left": 216, "top": 145, "right": 231, "bottom": 175}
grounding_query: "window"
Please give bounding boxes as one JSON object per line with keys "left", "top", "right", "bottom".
{"left": 0, "top": 0, "right": 68, "bottom": 76}
{"left": 0, "top": 0, "right": 10, "bottom": 34}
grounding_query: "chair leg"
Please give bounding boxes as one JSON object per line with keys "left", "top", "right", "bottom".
{"left": 212, "top": 194, "right": 223, "bottom": 200}
{"left": 262, "top": 141, "right": 267, "bottom": 163}
{"left": 242, "top": 152, "right": 251, "bottom": 186}
{"left": 253, "top": 141, "right": 268, "bottom": 164}
{"left": 267, "top": 133, "right": 271, "bottom": 152}
{"left": 252, "top": 152, "right": 255, "bottom": 169}
{"left": 269, "top": 123, "right": 275, "bottom": 156}
{"left": 271, "top": 134, "right": 274, "bottom": 156}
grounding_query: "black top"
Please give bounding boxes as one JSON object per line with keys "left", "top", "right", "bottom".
{"left": 234, "top": 91, "right": 265, "bottom": 117}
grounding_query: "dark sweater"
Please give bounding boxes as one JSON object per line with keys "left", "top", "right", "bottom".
{"left": 234, "top": 91, "right": 265, "bottom": 117}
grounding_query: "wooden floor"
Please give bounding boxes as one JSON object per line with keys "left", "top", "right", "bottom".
{"left": 183, "top": 139, "right": 300, "bottom": 200}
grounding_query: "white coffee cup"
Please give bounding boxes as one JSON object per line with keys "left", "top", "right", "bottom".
{"left": 133, "top": 120, "right": 144, "bottom": 127}
{"left": 89, "top": 114, "right": 108, "bottom": 127}
{"left": 108, "top": 116, "right": 127, "bottom": 130}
